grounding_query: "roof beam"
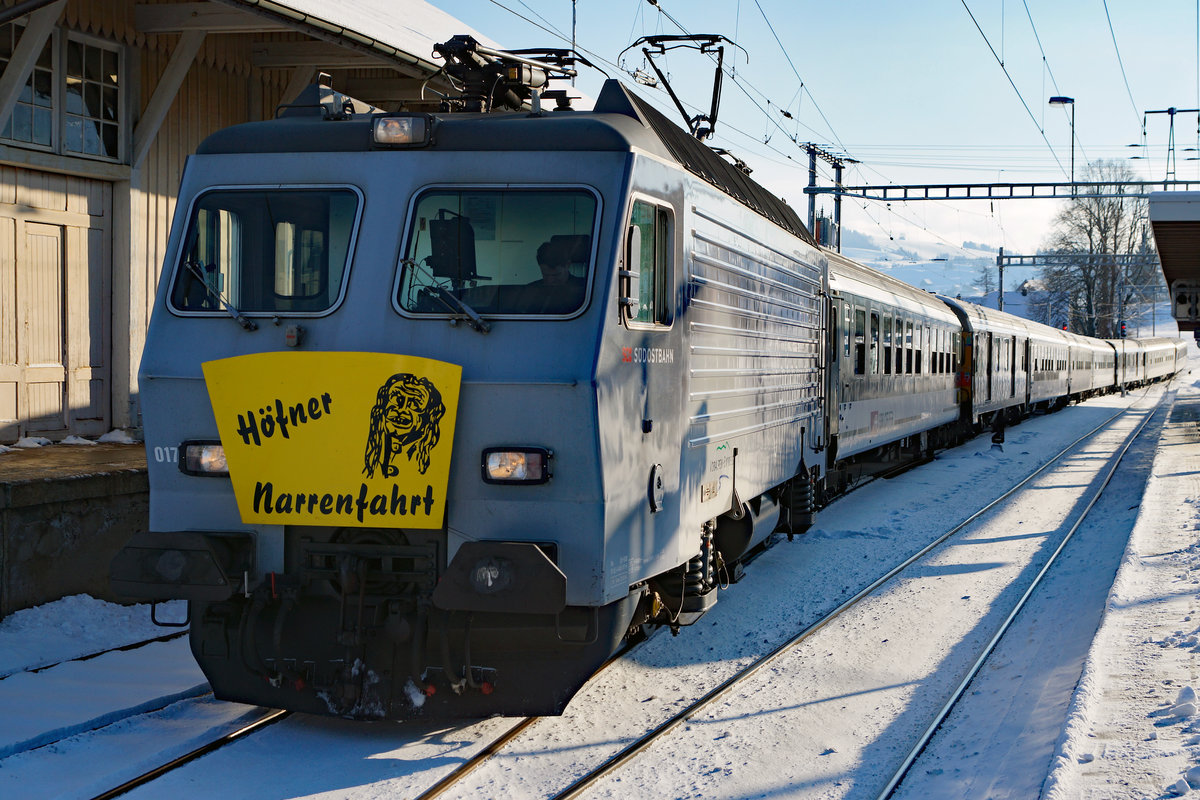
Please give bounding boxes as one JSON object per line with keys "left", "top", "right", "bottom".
{"left": 277, "top": 66, "right": 315, "bottom": 109}
{"left": 0, "top": 0, "right": 65, "bottom": 135}
{"left": 339, "top": 77, "right": 446, "bottom": 103}
{"left": 134, "top": 2, "right": 292, "bottom": 34}
{"left": 250, "top": 41, "right": 388, "bottom": 69}
{"left": 131, "top": 30, "right": 207, "bottom": 168}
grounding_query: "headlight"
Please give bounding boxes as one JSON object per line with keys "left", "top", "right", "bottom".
{"left": 481, "top": 447, "right": 552, "bottom": 484}
{"left": 372, "top": 115, "right": 431, "bottom": 147}
{"left": 180, "top": 441, "right": 229, "bottom": 476}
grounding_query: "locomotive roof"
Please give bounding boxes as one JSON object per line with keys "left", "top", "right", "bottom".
{"left": 194, "top": 79, "right": 814, "bottom": 246}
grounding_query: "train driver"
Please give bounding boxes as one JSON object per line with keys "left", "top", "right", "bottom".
{"left": 518, "top": 238, "right": 587, "bottom": 313}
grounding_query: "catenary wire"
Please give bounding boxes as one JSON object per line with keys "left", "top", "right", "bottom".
{"left": 959, "top": 0, "right": 1068, "bottom": 179}
{"left": 1102, "top": 0, "right": 1144, "bottom": 131}
{"left": 478, "top": 0, "right": 1007, "bottom": 260}
{"left": 1021, "top": 0, "right": 1091, "bottom": 167}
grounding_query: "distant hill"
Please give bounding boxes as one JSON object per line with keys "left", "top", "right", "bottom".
{"left": 837, "top": 228, "right": 997, "bottom": 298}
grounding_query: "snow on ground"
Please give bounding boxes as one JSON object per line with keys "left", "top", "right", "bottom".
{"left": 3, "top": 352, "right": 1200, "bottom": 799}
{"left": 1043, "top": 371, "right": 1200, "bottom": 799}
{"left": 0, "top": 595, "right": 186, "bottom": 678}
{"left": 0, "top": 637, "right": 207, "bottom": 759}
{"left": 894, "top": 385, "right": 1172, "bottom": 798}
{"left": 577, "top": 390, "right": 1165, "bottom": 800}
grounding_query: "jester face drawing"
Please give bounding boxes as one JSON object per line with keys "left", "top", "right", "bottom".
{"left": 363, "top": 373, "right": 445, "bottom": 478}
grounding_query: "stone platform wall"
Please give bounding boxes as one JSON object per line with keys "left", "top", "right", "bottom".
{"left": 0, "top": 470, "right": 148, "bottom": 618}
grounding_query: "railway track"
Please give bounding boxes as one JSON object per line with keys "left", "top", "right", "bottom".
{"left": 390, "top": 387, "right": 1165, "bottom": 799}
{"left": 87, "top": 708, "right": 289, "bottom": 800}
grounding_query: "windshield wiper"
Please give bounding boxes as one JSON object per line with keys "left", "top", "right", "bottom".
{"left": 184, "top": 258, "right": 258, "bottom": 331}
{"left": 403, "top": 256, "right": 491, "bottom": 334}
{"left": 432, "top": 286, "right": 491, "bottom": 334}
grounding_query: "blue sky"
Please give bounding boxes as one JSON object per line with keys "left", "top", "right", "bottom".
{"left": 431, "top": 1, "right": 1199, "bottom": 255}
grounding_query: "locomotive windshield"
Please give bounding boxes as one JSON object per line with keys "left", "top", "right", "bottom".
{"left": 169, "top": 188, "right": 360, "bottom": 315}
{"left": 397, "top": 189, "right": 597, "bottom": 317}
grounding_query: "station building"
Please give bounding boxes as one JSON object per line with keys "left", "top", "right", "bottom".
{"left": 1149, "top": 191, "right": 1200, "bottom": 337}
{"left": 0, "top": 0, "right": 492, "bottom": 442}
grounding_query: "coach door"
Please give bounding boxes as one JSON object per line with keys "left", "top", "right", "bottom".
{"left": 984, "top": 332, "right": 993, "bottom": 403}
{"left": 1023, "top": 339, "right": 1032, "bottom": 405}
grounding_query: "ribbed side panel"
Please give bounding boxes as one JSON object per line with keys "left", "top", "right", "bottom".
{"left": 687, "top": 208, "right": 824, "bottom": 449}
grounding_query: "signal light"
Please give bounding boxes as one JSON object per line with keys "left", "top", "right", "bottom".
{"left": 1120, "top": 323, "right": 1127, "bottom": 338}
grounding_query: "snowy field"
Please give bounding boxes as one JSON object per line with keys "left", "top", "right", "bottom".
{"left": 3, "top": 351, "right": 1200, "bottom": 799}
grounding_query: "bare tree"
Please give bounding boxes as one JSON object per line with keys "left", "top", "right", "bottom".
{"left": 977, "top": 260, "right": 995, "bottom": 298}
{"left": 1039, "top": 160, "right": 1150, "bottom": 337}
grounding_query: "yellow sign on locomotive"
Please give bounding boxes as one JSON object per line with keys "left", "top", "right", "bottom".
{"left": 202, "top": 352, "right": 461, "bottom": 529}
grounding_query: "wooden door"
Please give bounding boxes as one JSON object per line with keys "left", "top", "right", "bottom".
{"left": 0, "top": 166, "right": 111, "bottom": 441}
{"left": 21, "top": 221, "right": 67, "bottom": 435}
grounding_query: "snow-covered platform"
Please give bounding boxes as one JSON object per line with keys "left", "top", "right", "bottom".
{"left": 1046, "top": 372, "right": 1200, "bottom": 798}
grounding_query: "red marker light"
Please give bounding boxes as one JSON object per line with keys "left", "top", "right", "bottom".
{"left": 425, "top": 684, "right": 437, "bottom": 697}
{"left": 480, "top": 682, "right": 495, "bottom": 695}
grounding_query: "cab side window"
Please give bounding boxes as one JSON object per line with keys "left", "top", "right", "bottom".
{"left": 629, "top": 200, "right": 671, "bottom": 325}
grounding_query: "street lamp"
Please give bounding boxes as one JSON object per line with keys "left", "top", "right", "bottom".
{"left": 1049, "top": 96, "right": 1075, "bottom": 194}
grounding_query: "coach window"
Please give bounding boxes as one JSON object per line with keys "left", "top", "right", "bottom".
{"left": 870, "top": 311, "right": 880, "bottom": 374}
{"left": 854, "top": 307, "right": 866, "bottom": 375}
{"left": 921, "top": 324, "right": 930, "bottom": 374}
{"left": 914, "top": 324, "right": 922, "bottom": 374}
{"left": 883, "top": 316, "right": 893, "bottom": 374}
{"left": 843, "top": 303, "right": 851, "bottom": 360}
{"left": 905, "top": 320, "right": 914, "bottom": 374}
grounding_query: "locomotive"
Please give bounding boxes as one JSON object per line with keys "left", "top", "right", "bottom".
{"left": 110, "top": 38, "right": 1185, "bottom": 720}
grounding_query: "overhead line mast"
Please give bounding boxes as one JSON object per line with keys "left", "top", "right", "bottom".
{"left": 1142, "top": 108, "right": 1200, "bottom": 183}
{"left": 803, "top": 143, "right": 857, "bottom": 250}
